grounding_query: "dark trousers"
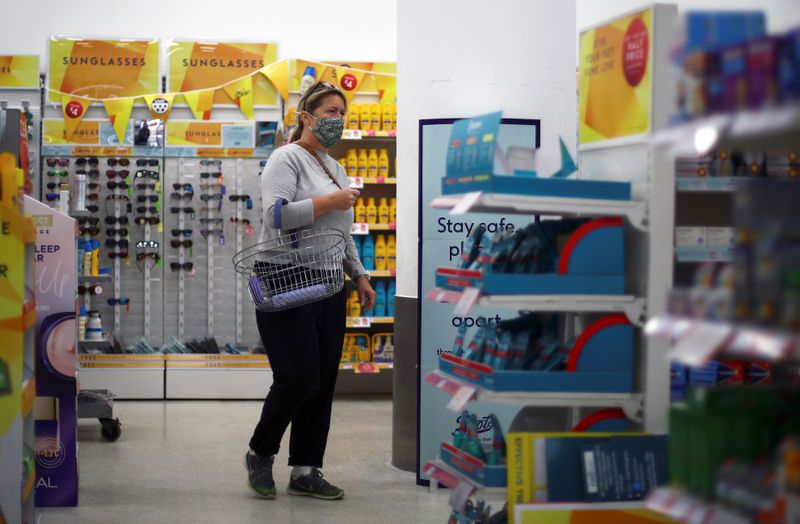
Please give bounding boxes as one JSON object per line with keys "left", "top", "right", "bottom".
{"left": 249, "top": 287, "right": 346, "bottom": 467}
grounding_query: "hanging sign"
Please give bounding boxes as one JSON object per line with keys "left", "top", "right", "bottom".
{"left": 0, "top": 56, "right": 40, "bottom": 89}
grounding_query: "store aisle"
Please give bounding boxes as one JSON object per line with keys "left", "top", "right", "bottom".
{"left": 40, "top": 397, "right": 451, "bottom": 524}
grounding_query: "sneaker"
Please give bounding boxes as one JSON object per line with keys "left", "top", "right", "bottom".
{"left": 244, "top": 451, "right": 276, "bottom": 499}
{"left": 287, "top": 468, "right": 344, "bottom": 500}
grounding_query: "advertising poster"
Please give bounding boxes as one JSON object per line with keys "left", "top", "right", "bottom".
{"left": 41, "top": 118, "right": 164, "bottom": 157}
{"left": 0, "top": 56, "right": 40, "bottom": 89}
{"left": 417, "top": 117, "right": 543, "bottom": 483}
{"left": 164, "top": 120, "right": 276, "bottom": 157}
{"left": 579, "top": 8, "right": 653, "bottom": 144}
{"left": 48, "top": 37, "right": 160, "bottom": 103}
{"left": 167, "top": 41, "right": 279, "bottom": 107}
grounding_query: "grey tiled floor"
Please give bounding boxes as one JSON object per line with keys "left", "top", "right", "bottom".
{"left": 40, "top": 397, "right": 451, "bottom": 524}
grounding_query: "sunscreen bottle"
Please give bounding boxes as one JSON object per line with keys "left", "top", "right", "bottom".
{"left": 377, "top": 197, "right": 389, "bottom": 224}
{"left": 357, "top": 149, "right": 368, "bottom": 178}
{"left": 366, "top": 197, "right": 377, "bottom": 224}
{"left": 381, "top": 104, "right": 393, "bottom": 131}
{"left": 359, "top": 105, "right": 371, "bottom": 130}
{"left": 346, "top": 149, "right": 358, "bottom": 178}
{"left": 348, "top": 291, "right": 361, "bottom": 317}
{"left": 348, "top": 103, "right": 360, "bottom": 130}
{"left": 389, "top": 198, "right": 397, "bottom": 224}
{"left": 370, "top": 104, "right": 381, "bottom": 131}
{"left": 391, "top": 103, "right": 398, "bottom": 131}
{"left": 375, "top": 235, "right": 387, "bottom": 270}
{"left": 386, "top": 236, "right": 396, "bottom": 270}
{"left": 361, "top": 235, "right": 375, "bottom": 270}
{"left": 374, "top": 281, "right": 387, "bottom": 317}
{"left": 378, "top": 149, "right": 389, "bottom": 177}
{"left": 387, "top": 281, "right": 396, "bottom": 316}
{"left": 354, "top": 198, "right": 367, "bottom": 223}
{"left": 368, "top": 149, "right": 379, "bottom": 177}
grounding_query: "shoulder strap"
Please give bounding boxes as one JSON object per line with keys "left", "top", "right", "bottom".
{"left": 295, "top": 141, "right": 343, "bottom": 189}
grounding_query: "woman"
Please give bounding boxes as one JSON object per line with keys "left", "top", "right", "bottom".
{"left": 245, "top": 81, "right": 376, "bottom": 501}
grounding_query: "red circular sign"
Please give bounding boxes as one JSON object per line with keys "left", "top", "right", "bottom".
{"left": 340, "top": 73, "right": 358, "bottom": 91}
{"left": 622, "top": 17, "right": 649, "bottom": 87}
{"left": 65, "top": 100, "right": 84, "bottom": 119}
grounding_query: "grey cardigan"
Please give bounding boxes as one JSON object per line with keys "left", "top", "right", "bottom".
{"left": 258, "top": 143, "right": 368, "bottom": 280}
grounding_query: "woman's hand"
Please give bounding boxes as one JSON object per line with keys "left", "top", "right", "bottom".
{"left": 357, "top": 276, "right": 376, "bottom": 312}
{"left": 313, "top": 189, "right": 359, "bottom": 219}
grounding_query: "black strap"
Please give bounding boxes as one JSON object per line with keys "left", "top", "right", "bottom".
{"left": 295, "top": 141, "right": 343, "bottom": 189}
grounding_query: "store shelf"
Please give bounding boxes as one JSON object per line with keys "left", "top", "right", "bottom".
{"left": 77, "top": 340, "right": 110, "bottom": 352}
{"left": 78, "top": 274, "right": 113, "bottom": 284}
{"left": 676, "top": 177, "right": 748, "bottom": 193}
{"left": 645, "top": 315, "right": 799, "bottom": 365}
{"left": 79, "top": 354, "right": 165, "bottom": 362}
{"left": 654, "top": 103, "right": 800, "bottom": 153}
{"left": 422, "top": 460, "right": 505, "bottom": 512}
{"left": 425, "top": 287, "right": 646, "bottom": 325}
{"left": 347, "top": 269, "right": 396, "bottom": 281}
{"left": 22, "top": 375, "right": 36, "bottom": 418}
{"left": 350, "top": 222, "right": 397, "bottom": 235}
{"left": 346, "top": 316, "right": 394, "bottom": 328}
{"left": 342, "top": 129, "right": 397, "bottom": 140}
{"left": 430, "top": 192, "right": 647, "bottom": 231}
{"left": 348, "top": 176, "right": 397, "bottom": 187}
{"left": 646, "top": 487, "right": 750, "bottom": 524}
{"left": 425, "top": 369, "right": 643, "bottom": 420}
{"left": 675, "top": 246, "right": 732, "bottom": 263}
{"left": 339, "top": 362, "right": 393, "bottom": 372}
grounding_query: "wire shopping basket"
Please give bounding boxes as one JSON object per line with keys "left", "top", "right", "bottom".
{"left": 233, "top": 199, "right": 346, "bottom": 312}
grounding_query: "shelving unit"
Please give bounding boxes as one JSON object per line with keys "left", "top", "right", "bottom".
{"left": 674, "top": 246, "right": 732, "bottom": 263}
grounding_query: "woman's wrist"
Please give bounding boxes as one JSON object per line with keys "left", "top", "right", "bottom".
{"left": 311, "top": 194, "right": 331, "bottom": 220}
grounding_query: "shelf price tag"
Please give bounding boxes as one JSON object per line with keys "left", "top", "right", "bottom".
{"left": 347, "top": 316, "right": 372, "bottom": 328}
{"left": 354, "top": 363, "right": 380, "bottom": 374}
{"left": 343, "top": 129, "right": 362, "bottom": 140}
{"left": 375, "top": 176, "right": 385, "bottom": 184}
{"left": 350, "top": 223, "right": 369, "bottom": 235}
{"left": 349, "top": 177, "right": 364, "bottom": 189}
{"left": 447, "top": 384, "right": 477, "bottom": 412}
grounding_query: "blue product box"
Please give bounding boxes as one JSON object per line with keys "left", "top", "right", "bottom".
{"left": 779, "top": 28, "right": 800, "bottom": 102}
{"left": 439, "top": 315, "right": 634, "bottom": 393}
{"left": 689, "top": 360, "right": 719, "bottom": 386}
{"left": 441, "top": 174, "right": 631, "bottom": 201}
{"left": 439, "top": 442, "right": 507, "bottom": 487}
{"left": 671, "top": 363, "right": 689, "bottom": 401}
{"left": 685, "top": 11, "right": 766, "bottom": 52}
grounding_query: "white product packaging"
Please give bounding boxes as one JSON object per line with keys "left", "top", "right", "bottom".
{"left": 707, "top": 227, "right": 735, "bottom": 247}
{"left": 675, "top": 227, "right": 707, "bottom": 247}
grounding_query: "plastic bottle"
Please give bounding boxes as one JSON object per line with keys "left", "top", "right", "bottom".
{"left": 82, "top": 241, "right": 92, "bottom": 277}
{"left": 391, "top": 103, "right": 398, "bottom": 131}
{"left": 299, "top": 65, "right": 317, "bottom": 95}
{"left": 367, "top": 149, "right": 379, "bottom": 178}
{"left": 77, "top": 242, "right": 85, "bottom": 275}
{"left": 339, "top": 157, "right": 347, "bottom": 171}
{"left": 387, "top": 281, "right": 396, "bottom": 316}
{"left": 348, "top": 291, "right": 361, "bottom": 317}
{"left": 366, "top": 197, "right": 377, "bottom": 224}
{"left": 370, "top": 104, "right": 381, "bottom": 131}
{"left": 348, "top": 103, "right": 360, "bottom": 130}
{"left": 375, "top": 234, "right": 387, "bottom": 270}
{"left": 374, "top": 281, "right": 387, "bottom": 317}
{"left": 387, "top": 235, "right": 397, "bottom": 270}
{"left": 381, "top": 104, "right": 393, "bottom": 131}
{"left": 74, "top": 173, "right": 86, "bottom": 211}
{"left": 378, "top": 197, "right": 389, "bottom": 224}
{"left": 384, "top": 335, "right": 394, "bottom": 361}
{"left": 285, "top": 106, "right": 297, "bottom": 129}
{"left": 361, "top": 235, "right": 375, "bottom": 270}
{"left": 373, "top": 336, "right": 384, "bottom": 361}
{"left": 58, "top": 185, "right": 69, "bottom": 214}
{"left": 357, "top": 149, "right": 368, "bottom": 178}
{"left": 90, "top": 239, "right": 100, "bottom": 276}
{"left": 86, "top": 311, "right": 103, "bottom": 341}
{"left": 359, "top": 105, "right": 371, "bottom": 131}
{"left": 77, "top": 306, "right": 87, "bottom": 342}
{"left": 378, "top": 149, "right": 390, "bottom": 178}
{"left": 353, "top": 234, "right": 363, "bottom": 263}
{"left": 358, "top": 336, "right": 371, "bottom": 362}
{"left": 346, "top": 149, "right": 359, "bottom": 178}
{"left": 354, "top": 198, "right": 367, "bottom": 223}
{"left": 389, "top": 197, "right": 397, "bottom": 224}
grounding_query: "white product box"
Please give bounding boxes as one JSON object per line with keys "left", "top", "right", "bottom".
{"left": 675, "top": 227, "right": 707, "bottom": 247}
{"left": 707, "top": 227, "right": 735, "bottom": 247}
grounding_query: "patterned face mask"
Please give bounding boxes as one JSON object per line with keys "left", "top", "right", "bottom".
{"left": 308, "top": 114, "right": 344, "bottom": 148}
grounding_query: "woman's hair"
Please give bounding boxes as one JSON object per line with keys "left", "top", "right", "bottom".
{"left": 290, "top": 82, "right": 347, "bottom": 143}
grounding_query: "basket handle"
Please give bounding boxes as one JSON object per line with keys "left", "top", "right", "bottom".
{"left": 274, "top": 198, "right": 299, "bottom": 248}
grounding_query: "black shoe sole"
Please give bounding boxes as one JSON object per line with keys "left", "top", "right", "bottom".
{"left": 287, "top": 486, "right": 344, "bottom": 500}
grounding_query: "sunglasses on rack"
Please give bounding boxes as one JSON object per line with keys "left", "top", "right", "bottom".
{"left": 106, "top": 228, "right": 129, "bottom": 237}
{"left": 136, "top": 195, "right": 159, "bottom": 203}
{"left": 46, "top": 158, "right": 70, "bottom": 167}
{"left": 136, "top": 252, "right": 160, "bottom": 262}
{"left": 199, "top": 182, "right": 223, "bottom": 190}
{"left": 107, "top": 297, "right": 130, "bottom": 306}
{"left": 170, "top": 262, "right": 194, "bottom": 272}
{"left": 107, "top": 181, "right": 129, "bottom": 190}
{"left": 47, "top": 170, "right": 68, "bottom": 178}
{"left": 228, "top": 194, "right": 250, "bottom": 202}
{"left": 172, "top": 183, "right": 193, "bottom": 192}
{"left": 199, "top": 217, "right": 223, "bottom": 225}
{"left": 136, "top": 206, "right": 158, "bottom": 214}
{"left": 134, "top": 170, "right": 159, "bottom": 180}
{"left": 169, "top": 192, "right": 193, "bottom": 201}
{"left": 45, "top": 193, "right": 61, "bottom": 202}
{"left": 105, "top": 216, "right": 130, "bottom": 225}
{"left": 107, "top": 158, "right": 130, "bottom": 167}
{"left": 107, "top": 251, "right": 129, "bottom": 259}
{"left": 76, "top": 157, "right": 99, "bottom": 167}
{"left": 86, "top": 205, "right": 100, "bottom": 213}
{"left": 105, "top": 239, "right": 129, "bottom": 249}
{"left": 229, "top": 217, "right": 251, "bottom": 225}
{"left": 86, "top": 193, "right": 101, "bottom": 202}
{"left": 200, "top": 193, "right": 223, "bottom": 202}
{"left": 106, "top": 170, "right": 130, "bottom": 179}
{"left": 199, "top": 159, "right": 221, "bottom": 166}
{"left": 170, "top": 239, "right": 193, "bottom": 249}
{"left": 170, "top": 206, "right": 195, "bottom": 215}
{"left": 79, "top": 226, "right": 101, "bottom": 236}
{"left": 78, "top": 285, "right": 103, "bottom": 296}
{"left": 135, "top": 183, "right": 156, "bottom": 191}
{"left": 200, "top": 229, "right": 224, "bottom": 238}
{"left": 171, "top": 229, "right": 193, "bottom": 238}
{"left": 105, "top": 194, "right": 130, "bottom": 202}
{"left": 199, "top": 172, "right": 222, "bottom": 179}
{"left": 136, "top": 159, "right": 160, "bottom": 167}
{"left": 78, "top": 216, "right": 100, "bottom": 226}
{"left": 134, "top": 216, "right": 160, "bottom": 225}
{"left": 76, "top": 169, "right": 100, "bottom": 178}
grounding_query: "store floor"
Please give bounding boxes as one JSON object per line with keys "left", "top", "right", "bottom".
{"left": 40, "top": 396, "right": 451, "bottom": 524}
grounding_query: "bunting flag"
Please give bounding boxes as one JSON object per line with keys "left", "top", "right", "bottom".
{"left": 102, "top": 98, "right": 135, "bottom": 144}
{"left": 183, "top": 89, "right": 215, "bottom": 120}
{"left": 374, "top": 74, "right": 397, "bottom": 104}
{"left": 143, "top": 93, "right": 176, "bottom": 121}
{"left": 259, "top": 60, "right": 289, "bottom": 103}
{"left": 334, "top": 67, "right": 366, "bottom": 106}
{"left": 223, "top": 76, "right": 255, "bottom": 120}
{"left": 61, "top": 96, "right": 92, "bottom": 140}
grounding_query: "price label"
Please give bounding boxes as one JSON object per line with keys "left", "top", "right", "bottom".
{"left": 342, "top": 129, "right": 362, "bottom": 140}
{"left": 349, "top": 177, "right": 364, "bottom": 189}
{"left": 354, "top": 363, "right": 380, "bottom": 374}
{"left": 375, "top": 176, "right": 385, "bottom": 184}
{"left": 447, "top": 384, "right": 477, "bottom": 412}
{"left": 347, "top": 317, "right": 372, "bottom": 328}
{"left": 350, "top": 223, "right": 369, "bottom": 235}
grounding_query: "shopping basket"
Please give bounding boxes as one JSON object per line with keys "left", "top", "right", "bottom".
{"left": 232, "top": 198, "right": 346, "bottom": 312}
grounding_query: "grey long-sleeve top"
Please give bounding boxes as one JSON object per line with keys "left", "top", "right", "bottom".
{"left": 258, "top": 143, "right": 368, "bottom": 280}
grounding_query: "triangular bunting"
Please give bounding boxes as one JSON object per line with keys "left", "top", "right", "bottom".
{"left": 260, "top": 60, "right": 289, "bottom": 103}
{"left": 62, "top": 96, "right": 91, "bottom": 140}
{"left": 374, "top": 74, "right": 397, "bottom": 104}
{"left": 143, "top": 93, "right": 176, "bottom": 121}
{"left": 223, "top": 76, "right": 255, "bottom": 120}
{"left": 183, "top": 89, "right": 215, "bottom": 120}
{"left": 102, "top": 98, "right": 135, "bottom": 144}
{"left": 334, "top": 67, "right": 366, "bottom": 106}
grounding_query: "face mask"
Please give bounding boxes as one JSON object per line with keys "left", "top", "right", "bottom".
{"left": 308, "top": 114, "right": 344, "bottom": 148}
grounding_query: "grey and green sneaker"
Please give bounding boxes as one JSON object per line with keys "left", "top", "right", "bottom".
{"left": 287, "top": 468, "right": 344, "bottom": 500}
{"left": 244, "top": 450, "right": 276, "bottom": 499}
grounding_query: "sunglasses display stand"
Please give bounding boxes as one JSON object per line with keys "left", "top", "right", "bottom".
{"left": 234, "top": 158, "right": 245, "bottom": 344}
{"left": 175, "top": 158, "right": 189, "bottom": 341}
